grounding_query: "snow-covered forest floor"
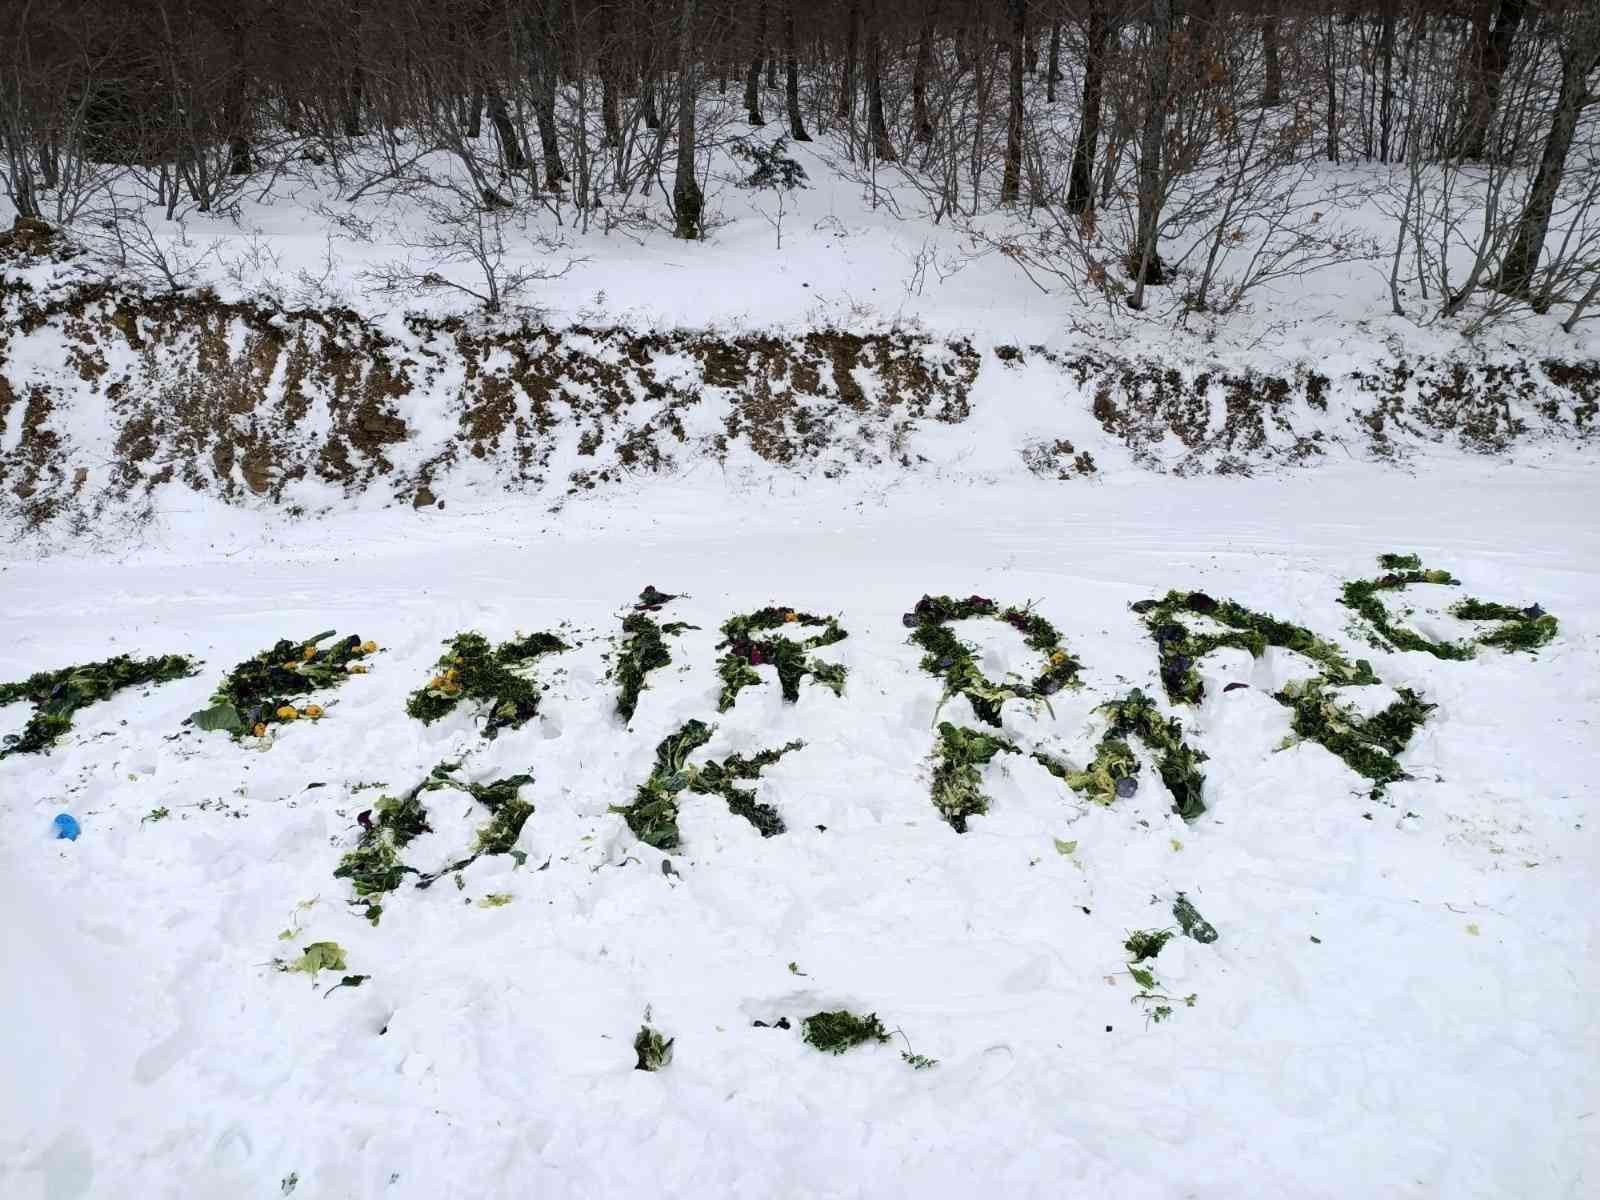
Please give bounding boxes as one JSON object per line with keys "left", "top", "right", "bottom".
{"left": 15, "top": 113, "right": 1600, "bottom": 363}
{"left": 3, "top": 462, "right": 1596, "bottom": 1199}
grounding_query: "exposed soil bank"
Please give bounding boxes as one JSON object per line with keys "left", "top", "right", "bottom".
{"left": 3, "top": 263, "right": 1595, "bottom": 537}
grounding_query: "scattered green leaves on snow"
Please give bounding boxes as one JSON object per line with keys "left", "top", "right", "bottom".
{"left": 612, "top": 719, "right": 803, "bottom": 849}
{"left": 276, "top": 940, "right": 347, "bottom": 978}
{"left": 715, "top": 606, "right": 848, "bottom": 711}
{"left": 1122, "top": 958, "right": 1197, "bottom": 1026}
{"left": 322, "top": 974, "right": 369, "bottom": 998}
{"left": 406, "top": 630, "right": 567, "bottom": 737}
{"left": 1, "top": 652, "right": 196, "bottom": 757}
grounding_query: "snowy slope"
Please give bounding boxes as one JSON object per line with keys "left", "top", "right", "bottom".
{"left": 2, "top": 462, "right": 1595, "bottom": 1199}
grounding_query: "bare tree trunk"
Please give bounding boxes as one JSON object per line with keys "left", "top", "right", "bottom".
{"left": 1323, "top": 12, "right": 1339, "bottom": 162}
{"left": 1261, "top": 5, "right": 1281, "bottom": 107}
{"left": 1046, "top": 17, "right": 1062, "bottom": 103}
{"left": 866, "top": 14, "right": 895, "bottom": 162}
{"left": 528, "top": 0, "right": 566, "bottom": 189}
{"left": 673, "top": 0, "right": 703, "bottom": 240}
{"left": 598, "top": 3, "right": 622, "bottom": 146}
{"left": 784, "top": 0, "right": 809, "bottom": 140}
{"left": 1497, "top": 13, "right": 1600, "bottom": 296}
{"left": 642, "top": 69, "right": 661, "bottom": 130}
{"left": 6, "top": 137, "right": 40, "bottom": 218}
{"left": 1066, "top": 2, "right": 1107, "bottom": 214}
{"left": 486, "top": 87, "right": 527, "bottom": 172}
{"left": 1000, "top": 0, "right": 1025, "bottom": 204}
{"left": 1377, "top": 1, "right": 1396, "bottom": 162}
{"left": 1458, "top": 0, "right": 1529, "bottom": 161}
{"left": 836, "top": 1, "right": 859, "bottom": 123}
{"left": 912, "top": 16, "right": 935, "bottom": 142}
{"left": 745, "top": 0, "right": 766, "bottom": 125}
{"left": 1131, "top": 0, "right": 1175, "bottom": 304}
{"left": 343, "top": 66, "right": 364, "bottom": 137}
{"left": 342, "top": 3, "right": 364, "bottom": 138}
{"left": 40, "top": 138, "right": 59, "bottom": 190}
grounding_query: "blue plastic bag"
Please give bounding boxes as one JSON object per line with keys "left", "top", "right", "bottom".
{"left": 52, "top": 813, "right": 80, "bottom": 841}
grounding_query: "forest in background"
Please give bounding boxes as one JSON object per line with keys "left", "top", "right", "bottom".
{"left": 2, "top": 1, "right": 1598, "bottom": 333}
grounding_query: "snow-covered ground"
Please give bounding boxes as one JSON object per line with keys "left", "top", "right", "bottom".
{"left": 17, "top": 113, "right": 1598, "bottom": 369}
{"left": 2, "top": 460, "right": 1595, "bottom": 1199}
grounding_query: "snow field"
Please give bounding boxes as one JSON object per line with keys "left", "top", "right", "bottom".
{"left": 1, "top": 463, "right": 1596, "bottom": 1199}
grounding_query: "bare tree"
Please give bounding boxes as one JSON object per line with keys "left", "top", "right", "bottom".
{"left": 1456, "top": 0, "right": 1530, "bottom": 162}
{"left": 784, "top": 0, "right": 809, "bottom": 141}
{"left": 744, "top": 0, "right": 766, "bottom": 126}
{"left": 1496, "top": 4, "right": 1600, "bottom": 297}
{"left": 1130, "top": 0, "right": 1177, "bottom": 306}
{"left": 363, "top": 184, "right": 576, "bottom": 314}
{"left": 866, "top": 5, "right": 895, "bottom": 163}
{"left": 1000, "top": 0, "right": 1025, "bottom": 204}
{"left": 1067, "top": 1, "right": 1111, "bottom": 214}
{"left": 912, "top": 12, "right": 935, "bottom": 142}
{"left": 672, "top": 0, "right": 703, "bottom": 239}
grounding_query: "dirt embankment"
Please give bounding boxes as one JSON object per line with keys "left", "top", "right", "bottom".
{"left": 2, "top": 227, "right": 1596, "bottom": 536}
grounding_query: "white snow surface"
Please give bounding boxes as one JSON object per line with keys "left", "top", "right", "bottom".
{"left": 1, "top": 460, "right": 1596, "bottom": 1199}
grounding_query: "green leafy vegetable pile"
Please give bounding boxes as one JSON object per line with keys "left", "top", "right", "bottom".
{"left": 275, "top": 940, "right": 348, "bottom": 978}
{"left": 801, "top": 1010, "right": 890, "bottom": 1054}
{"left": 904, "top": 594, "right": 1082, "bottom": 726}
{"left": 615, "top": 609, "right": 695, "bottom": 724}
{"left": 1172, "top": 893, "right": 1218, "bottom": 943}
{"left": 1070, "top": 690, "right": 1209, "bottom": 820}
{"left": 1124, "top": 929, "right": 1174, "bottom": 962}
{"left": 927, "top": 721, "right": 1075, "bottom": 831}
{"left": 406, "top": 630, "right": 567, "bottom": 736}
{"left": 335, "top": 761, "right": 535, "bottom": 924}
{"left": 191, "top": 631, "right": 374, "bottom": 738}
{"left": 715, "top": 606, "right": 848, "bottom": 711}
{"left": 1134, "top": 591, "right": 1374, "bottom": 707}
{"left": 1276, "top": 677, "right": 1436, "bottom": 789}
{"left": 612, "top": 719, "right": 804, "bottom": 849}
{"left": 633, "top": 1024, "right": 674, "bottom": 1071}
{"left": 928, "top": 687, "right": 1205, "bottom": 831}
{"left": 1, "top": 652, "right": 196, "bottom": 757}
{"left": 929, "top": 722, "right": 1022, "bottom": 831}
{"left": 1134, "top": 589, "right": 1428, "bottom": 797}
{"left": 1340, "top": 553, "right": 1557, "bottom": 658}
